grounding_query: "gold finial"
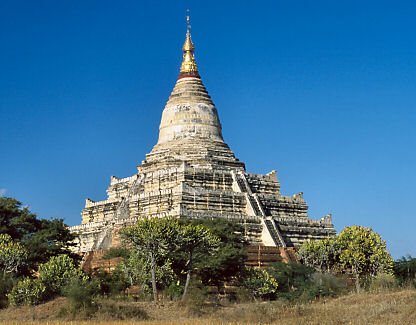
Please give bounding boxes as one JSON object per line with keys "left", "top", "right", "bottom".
{"left": 179, "top": 10, "right": 199, "bottom": 78}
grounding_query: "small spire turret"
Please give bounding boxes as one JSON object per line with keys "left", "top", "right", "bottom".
{"left": 179, "top": 11, "right": 199, "bottom": 78}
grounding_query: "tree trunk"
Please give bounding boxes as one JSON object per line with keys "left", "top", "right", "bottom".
{"left": 182, "top": 252, "right": 193, "bottom": 301}
{"left": 355, "top": 272, "right": 360, "bottom": 293}
{"left": 150, "top": 252, "right": 158, "bottom": 303}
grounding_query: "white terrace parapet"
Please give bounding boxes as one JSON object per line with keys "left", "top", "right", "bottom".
{"left": 182, "top": 183, "right": 245, "bottom": 196}
{"left": 246, "top": 171, "right": 278, "bottom": 180}
{"left": 183, "top": 209, "right": 249, "bottom": 220}
{"left": 186, "top": 166, "right": 236, "bottom": 175}
{"left": 129, "top": 186, "right": 182, "bottom": 201}
{"left": 85, "top": 197, "right": 120, "bottom": 208}
{"left": 278, "top": 194, "right": 305, "bottom": 203}
{"left": 110, "top": 174, "right": 138, "bottom": 185}
{"left": 145, "top": 166, "right": 185, "bottom": 178}
{"left": 275, "top": 215, "right": 333, "bottom": 226}
{"left": 69, "top": 220, "right": 107, "bottom": 232}
{"left": 144, "top": 148, "right": 169, "bottom": 158}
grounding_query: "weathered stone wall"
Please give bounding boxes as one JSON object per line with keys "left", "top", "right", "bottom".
{"left": 72, "top": 159, "right": 335, "bottom": 253}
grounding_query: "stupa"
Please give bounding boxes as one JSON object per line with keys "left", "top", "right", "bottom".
{"left": 70, "top": 16, "right": 336, "bottom": 261}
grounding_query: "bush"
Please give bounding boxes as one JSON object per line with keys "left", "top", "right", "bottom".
{"left": 164, "top": 282, "right": 183, "bottom": 300}
{"left": 8, "top": 277, "right": 46, "bottom": 306}
{"left": 0, "top": 274, "right": 14, "bottom": 308}
{"left": 301, "top": 272, "right": 348, "bottom": 300}
{"left": 179, "top": 279, "right": 210, "bottom": 316}
{"left": 267, "top": 262, "right": 314, "bottom": 301}
{"left": 368, "top": 273, "right": 398, "bottom": 292}
{"left": 266, "top": 262, "right": 347, "bottom": 302}
{"left": 62, "top": 277, "right": 99, "bottom": 317}
{"left": 8, "top": 254, "right": 86, "bottom": 306}
{"left": 38, "top": 254, "right": 85, "bottom": 297}
{"left": 58, "top": 279, "right": 148, "bottom": 321}
{"left": 241, "top": 268, "right": 279, "bottom": 301}
{"left": 234, "top": 286, "right": 255, "bottom": 303}
{"left": 93, "top": 268, "right": 130, "bottom": 296}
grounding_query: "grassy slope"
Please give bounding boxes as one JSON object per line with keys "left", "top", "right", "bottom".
{"left": 0, "top": 289, "right": 415, "bottom": 324}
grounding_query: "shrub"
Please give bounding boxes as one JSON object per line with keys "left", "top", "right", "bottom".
{"left": 8, "top": 254, "right": 86, "bottom": 306}
{"left": 0, "top": 274, "right": 14, "bottom": 308}
{"left": 179, "top": 280, "right": 210, "bottom": 316}
{"left": 38, "top": 254, "right": 84, "bottom": 297}
{"left": 8, "top": 277, "right": 46, "bottom": 306}
{"left": 301, "top": 272, "right": 348, "bottom": 300}
{"left": 267, "top": 262, "right": 314, "bottom": 301}
{"left": 61, "top": 277, "right": 99, "bottom": 318}
{"left": 0, "top": 234, "right": 28, "bottom": 276}
{"left": 93, "top": 268, "right": 130, "bottom": 296}
{"left": 241, "top": 268, "right": 279, "bottom": 300}
{"left": 234, "top": 286, "right": 254, "bottom": 303}
{"left": 164, "top": 282, "right": 183, "bottom": 300}
{"left": 368, "top": 273, "right": 398, "bottom": 292}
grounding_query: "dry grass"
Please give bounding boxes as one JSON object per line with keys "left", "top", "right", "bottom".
{"left": 0, "top": 289, "right": 415, "bottom": 324}
{"left": 0, "top": 322, "right": 253, "bottom": 325}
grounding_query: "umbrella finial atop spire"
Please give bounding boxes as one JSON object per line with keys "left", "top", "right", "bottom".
{"left": 179, "top": 10, "right": 199, "bottom": 78}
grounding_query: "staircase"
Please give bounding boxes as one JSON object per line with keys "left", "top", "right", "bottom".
{"left": 248, "top": 195, "right": 262, "bottom": 215}
{"left": 264, "top": 219, "right": 286, "bottom": 248}
{"left": 232, "top": 171, "right": 286, "bottom": 248}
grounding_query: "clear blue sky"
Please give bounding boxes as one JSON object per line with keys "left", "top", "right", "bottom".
{"left": 1, "top": 1, "right": 415, "bottom": 258}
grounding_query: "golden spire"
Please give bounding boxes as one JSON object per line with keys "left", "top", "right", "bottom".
{"left": 179, "top": 12, "right": 200, "bottom": 78}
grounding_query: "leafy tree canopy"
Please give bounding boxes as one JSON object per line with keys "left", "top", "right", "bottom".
{"left": 120, "top": 217, "right": 246, "bottom": 300}
{"left": 337, "top": 225, "right": 393, "bottom": 280}
{"left": 297, "top": 238, "right": 339, "bottom": 273}
{"left": 0, "top": 234, "right": 28, "bottom": 276}
{"left": 121, "top": 217, "right": 180, "bottom": 301}
{"left": 0, "top": 197, "right": 78, "bottom": 272}
{"left": 184, "top": 218, "right": 248, "bottom": 288}
{"left": 177, "top": 223, "right": 219, "bottom": 300}
{"left": 297, "top": 225, "right": 393, "bottom": 292}
{"left": 394, "top": 255, "right": 416, "bottom": 285}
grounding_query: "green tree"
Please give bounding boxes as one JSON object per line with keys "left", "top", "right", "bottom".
{"left": 188, "top": 218, "right": 247, "bottom": 290}
{"left": 336, "top": 225, "right": 393, "bottom": 292}
{"left": 394, "top": 255, "right": 416, "bottom": 286}
{"left": 26, "top": 218, "right": 78, "bottom": 266}
{"left": 125, "top": 251, "right": 177, "bottom": 297}
{"left": 0, "top": 197, "right": 39, "bottom": 240}
{"left": 178, "top": 223, "right": 219, "bottom": 300}
{"left": 0, "top": 197, "right": 78, "bottom": 272}
{"left": 0, "top": 234, "right": 28, "bottom": 276}
{"left": 297, "top": 238, "right": 339, "bottom": 273}
{"left": 121, "top": 218, "right": 179, "bottom": 302}
{"left": 297, "top": 225, "right": 393, "bottom": 293}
